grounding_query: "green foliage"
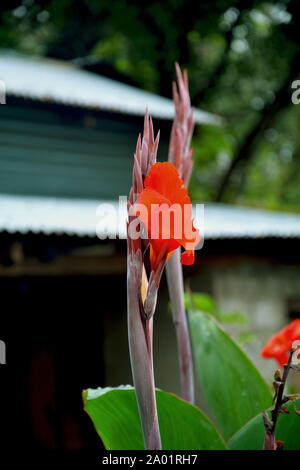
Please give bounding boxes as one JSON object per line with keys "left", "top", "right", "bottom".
{"left": 190, "top": 124, "right": 236, "bottom": 201}
{"left": 83, "top": 386, "right": 227, "bottom": 450}
{"left": 187, "top": 291, "right": 248, "bottom": 324}
{"left": 187, "top": 297, "right": 272, "bottom": 440}
{"left": 185, "top": 291, "right": 253, "bottom": 346}
{"left": 229, "top": 397, "right": 300, "bottom": 450}
{"left": 84, "top": 309, "right": 299, "bottom": 450}
{"left": 84, "top": 307, "right": 299, "bottom": 450}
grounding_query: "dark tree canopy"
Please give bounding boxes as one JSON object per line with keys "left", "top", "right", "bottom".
{"left": 1, "top": 0, "right": 300, "bottom": 211}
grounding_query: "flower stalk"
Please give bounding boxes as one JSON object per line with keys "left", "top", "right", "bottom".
{"left": 127, "top": 80, "right": 199, "bottom": 446}
{"left": 166, "top": 63, "right": 196, "bottom": 404}
{"left": 127, "top": 111, "right": 162, "bottom": 450}
{"left": 166, "top": 249, "right": 194, "bottom": 403}
{"left": 263, "top": 343, "right": 300, "bottom": 450}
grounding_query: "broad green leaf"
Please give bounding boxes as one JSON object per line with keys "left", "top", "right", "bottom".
{"left": 83, "top": 385, "right": 227, "bottom": 450}
{"left": 188, "top": 308, "right": 272, "bottom": 440}
{"left": 229, "top": 397, "right": 300, "bottom": 450}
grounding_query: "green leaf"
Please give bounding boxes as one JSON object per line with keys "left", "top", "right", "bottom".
{"left": 186, "top": 292, "right": 249, "bottom": 326}
{"left": 189, "top": 292, "right": 216, "bottom": 314}
{"left": 229, "top": 397, "right": 300, "bottom": 450}
{"left": 188, "top": 308, "right": 272, "bottom": 440}
{"left": 83, "top": 385, "right": 227, "bottom": 450}
{"left": 217, "top": 311, "right": 249, "bottom": 325}
{"left": 237, "top": 331, "right": 256, "bottom": 346}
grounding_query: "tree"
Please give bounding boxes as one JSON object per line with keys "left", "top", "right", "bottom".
{"left": 1, "top": 0, "right": 300, "bottom": 211}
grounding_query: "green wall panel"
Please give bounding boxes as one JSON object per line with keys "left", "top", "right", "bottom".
{"left": 0, "top": 103, "right": 169, "bottom": 200}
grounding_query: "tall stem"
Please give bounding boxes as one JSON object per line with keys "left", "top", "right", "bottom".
{"left": 127, "top": 110, "right": 162, "bottom": 450}
{"left": 271, "top": 351, "right": 293, "bottom": 433}
{"left": 166, "top": 249, "right": 194, "bottom": 403}
{"left": 263, "top": 349, "right": 294, "bottom": 450}
{"left": 127, "top": 269, "right": 161, "bottom": 450}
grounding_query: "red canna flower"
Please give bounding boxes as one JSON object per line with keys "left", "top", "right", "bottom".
{"left": 261, "top": 319, "right": 300, "bottom": 367}
{"left": 135, "top": 161, "right": 200, "bottom": 272}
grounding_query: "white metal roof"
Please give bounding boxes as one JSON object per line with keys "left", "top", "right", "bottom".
{"left": 1, "top": 194, "right": 300, "bottom": 240}
{"left": 0, "top": 52, "right": 221, "bottom": 125}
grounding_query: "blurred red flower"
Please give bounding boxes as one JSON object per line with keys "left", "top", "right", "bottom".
{"left": 136, "top": 162, "right": 200, "bottom": 272}
{"left": 261, "top": 319, "right": 300, "bottom": 367}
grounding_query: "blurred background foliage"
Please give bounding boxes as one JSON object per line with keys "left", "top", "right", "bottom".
{"left": 184, "top": 291, "right": 255, "bottom": 346}
{"left": 1, "top": 0, "right": 300, "bottom": 211}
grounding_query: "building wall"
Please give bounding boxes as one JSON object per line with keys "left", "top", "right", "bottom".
{"left": 0, "top": 99, "right": 169, "bottom": 200}
{"left": 191, "top": 256, "right": 300, "bottom": 386}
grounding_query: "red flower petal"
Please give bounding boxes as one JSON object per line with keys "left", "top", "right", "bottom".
{"left": 261, "top": 319, "right": 300, "bottom": 367}
{"left": 181, "top": 250, "right": 195, "bottom": 265}
{"left": 136, "top": 162, "right": 200, "bottom": 271}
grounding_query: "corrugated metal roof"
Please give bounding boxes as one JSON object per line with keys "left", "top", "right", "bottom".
{"left": 1, "top": 194, "right": 300, "bottom": 240}
{"left": 0, "top": 52, "right": 221, "bottom": 125}
{"left": 202, "top": 203, "right": 300, "bottom": 239}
